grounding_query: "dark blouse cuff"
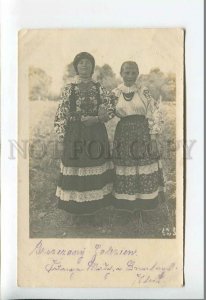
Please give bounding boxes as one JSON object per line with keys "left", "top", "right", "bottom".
{"left": 68, "top": 112, "right": 82, "bottom": 122}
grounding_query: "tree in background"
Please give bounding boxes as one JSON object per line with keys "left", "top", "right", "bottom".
{"left": 63, "top": 64, "right": 175, "bottom": 101}
{"left": 29, "top": 64, "right": 176, "bottom": 102}
{"left": 93, "top": 64, "right": 121, "bottom": 90}
{"left": 62, "top": 63, "right": 76, "bottom": 84}
{"left": 29, "top": 67, "right": 52, "bottom": 101}
{"left": 63, "top": 63, "right": 120, "bottom": 91}
{"left": 138, "top": 68, "right": 176, "bottom": 101}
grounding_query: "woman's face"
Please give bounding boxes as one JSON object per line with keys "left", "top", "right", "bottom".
{"left": 77, "top": 58, "right": 93, "bottom": 78}
{"left": 121, "top": 63, "right": 139, "bottom": 87}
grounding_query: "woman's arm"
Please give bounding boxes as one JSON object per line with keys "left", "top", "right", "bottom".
{"left": 98, "top": 85, "right": 117, "bottom": 122}
{"left": 141, "top": 86, "right": 164, "bottom": 156}
{"left": 141, "top": 86, "right": 164, "bottom": 136}
{"left": 54, "top": 84, "right": 81, "bottom": 141}
{"left": 111, "top": 87, "right": 127, "bottom": 118}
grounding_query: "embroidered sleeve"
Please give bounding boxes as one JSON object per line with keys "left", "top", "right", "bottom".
{"left": 99, "top": 85, "right": 116, "bottom": 121}
{"left": 141, "top": 87, "right": 164, "bottom": 135}
{"left": 54, "top": 84, "right": 81, "bottom": 141}
{"left": 112, "top": 87, "right": 123, "bottom": 118}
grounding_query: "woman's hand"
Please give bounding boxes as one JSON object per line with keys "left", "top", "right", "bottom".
{"left": 151, "top": 134, "right": 163, "bottom": 155}
{"left": 150, "top": 140, "right": 158, "bottom": 156}
{"left": 115, "top": 108, "right": 126, "bottom": 118}
{"left": 98, "top": 105, "right": 110, "bottom": 122}
{"left": 82, "top": 116, "right": 99, "bottom": 127}
{"left": 149, "top": 134, "right": 159, "bottom": 157}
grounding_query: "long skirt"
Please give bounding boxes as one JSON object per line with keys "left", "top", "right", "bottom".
{"left": 56, "top": 121, "right": 113, "bottom": 214}
{"left": 112, "top": 115, "right": 165, "bottom": 211}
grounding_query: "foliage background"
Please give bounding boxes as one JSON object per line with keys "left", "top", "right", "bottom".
{"left": 29, "top": 64, "right": 176, "bottom": 102}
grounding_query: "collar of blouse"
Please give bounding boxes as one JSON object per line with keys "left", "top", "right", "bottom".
{"left": 72, "top": 75, "right": 97, "bottom": 84}
{"left": 113, "top": 84, "right": 153, "bottom": 105}
{"left": 117, "top": 83, "right": 138, "bottom": 94}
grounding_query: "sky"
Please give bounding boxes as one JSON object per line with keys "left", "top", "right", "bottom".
{"left": 20, "top": 28, "right": 183, "bottom": 93}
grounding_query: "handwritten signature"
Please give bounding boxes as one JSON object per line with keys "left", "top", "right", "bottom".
{"left": 29, "top": 240, "right": 178, "bottom": 283}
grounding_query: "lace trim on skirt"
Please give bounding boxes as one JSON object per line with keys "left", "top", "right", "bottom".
{"left": 60, "top": 160, "right": 114, "bottom": 176}
{"left": 56, "top": 183, "right": 113, "bottom": 202}
{"left": 113, "top": 187, "right": 166, "bottom": 201}
{"left": 115, "top": 160, "right": 162, "bottom": 176}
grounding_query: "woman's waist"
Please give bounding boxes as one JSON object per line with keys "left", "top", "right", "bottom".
{"left": 119, "top": 114, "right": 147, "bottom": 122}
{"left": 66, "top": 119, "right": 106, "bottom": 130}
{"left": 116, "top": 115, "right": 149, "bottom": 132}
{"left": 69, "top": 111, "right": 99, "bottom": 117}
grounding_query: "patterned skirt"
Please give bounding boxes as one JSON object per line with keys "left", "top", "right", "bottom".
{"left": 112, "top": 115, "right": 165, "bottom": 211}
{"left": 56, "top": 121, "right": 113, "bottom": 214}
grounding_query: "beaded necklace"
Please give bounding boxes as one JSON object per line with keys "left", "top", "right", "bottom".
{"left": 122, "top": 92, "right": 135, "bottom": 101}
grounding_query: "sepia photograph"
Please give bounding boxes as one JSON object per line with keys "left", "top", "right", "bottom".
{"left": 1, "top": 0, "right": 204, "bottom": 297}
{"left": 27, "top": 29, "right": 177, "bottom": 239}
{"left": 18, "top": 28, "right": 184, "bottom": 287}
{"left": 2, "top": 0, "right": 204, "bottom": 296}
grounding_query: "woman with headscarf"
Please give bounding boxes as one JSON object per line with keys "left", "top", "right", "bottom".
{"left": 54, "top": 52, "right": 115, "bottom": 223}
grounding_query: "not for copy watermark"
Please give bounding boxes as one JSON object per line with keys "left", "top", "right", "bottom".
{"left": 8, "top": 138, "right": 196, "bottom": 161}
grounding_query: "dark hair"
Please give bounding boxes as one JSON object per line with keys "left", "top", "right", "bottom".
{"left": 73, "top": 52, "right": 95, "bottom": 75}
{"left": 120, "top": 61, "right": 139, "bottom": 75}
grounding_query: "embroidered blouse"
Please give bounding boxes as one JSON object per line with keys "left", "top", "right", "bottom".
{"left": 112, "top": 83, "right": 164, "bottom": 135}
{"left": 54, "top": 76, "right": 115, "bottom": 140}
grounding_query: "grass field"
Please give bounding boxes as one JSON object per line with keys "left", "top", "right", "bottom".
{"left": 29, "top": 100, "right": 176, "bottom": 238}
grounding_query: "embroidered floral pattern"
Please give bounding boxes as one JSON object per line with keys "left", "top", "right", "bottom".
{"left": 141, "top": 87, "right": 164, "bottom": 135}
{"left": 99, "top": 85, "right": 116, "bottom": 120}
{"left": 54, "top": 78, "right": 115, "bottom": 140}
{"left": 114, "top": 171, "right": 164, "bottom": 195}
